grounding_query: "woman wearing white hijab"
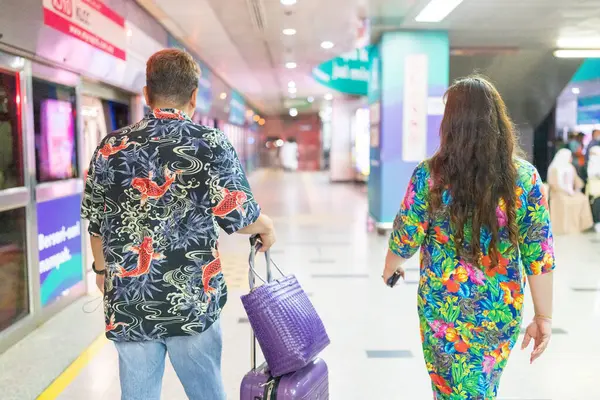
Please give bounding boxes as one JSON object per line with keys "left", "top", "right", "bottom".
{"left": 586, "top": 146, "right": 600, "bottom": 232}
{"left": 547, "top": 148, "right": 594, "bottom": 234}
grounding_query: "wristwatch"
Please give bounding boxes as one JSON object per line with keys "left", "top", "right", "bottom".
{"left": 92, "top": 262, "right": 106, "bottom": 275}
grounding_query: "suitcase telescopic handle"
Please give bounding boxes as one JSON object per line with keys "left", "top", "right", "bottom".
{"left": 248, "top": 235, "right": 284, "bottom": 289}
{"left": 247, "top": 235, "right": 284, "bottom": 371}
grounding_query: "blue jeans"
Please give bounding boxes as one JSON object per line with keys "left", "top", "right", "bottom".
{"left": 114, "top": 320, "right": 225, "bottom": 400}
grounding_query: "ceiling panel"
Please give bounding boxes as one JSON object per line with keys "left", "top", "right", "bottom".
{"left": 137, "top": 0, "right": 600, "bottom": 115}
{"left": 137, "top": 0, "right": 361, "bottom": 114}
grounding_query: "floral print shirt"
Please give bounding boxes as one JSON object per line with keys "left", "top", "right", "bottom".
{"left": 81, "top": 109, "right": 260, "bottom": 341}
{"left": 389, "top": 159, "right": 555, "bottom": 399}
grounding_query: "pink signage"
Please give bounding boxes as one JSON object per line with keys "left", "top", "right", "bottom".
{"left": 43, "top": 0, "right": 127, "bottom": 60}
{"left": 40, "top": 99, "right": 76, "bottom": 181}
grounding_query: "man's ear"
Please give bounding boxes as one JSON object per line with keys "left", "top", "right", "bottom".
{"left": 190, "top": 88, "right": 198, "bottom": 111}
{"left": 143, "top": 86, "right": 151, "bottom": 108}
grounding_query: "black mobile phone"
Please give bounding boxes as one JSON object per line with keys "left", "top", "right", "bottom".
{"left": 386, "top": 271, "right": 402, "bottom": 288}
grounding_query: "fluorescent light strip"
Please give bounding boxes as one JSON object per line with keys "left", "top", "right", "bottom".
{"left": 556, "top": 38, "right": 600, "bottom": 49}
{"left": 554, "top": 49, "right": 600, "bottom": 58}
{"left": 415, "top": 0, "right": 464, "bottom": 23}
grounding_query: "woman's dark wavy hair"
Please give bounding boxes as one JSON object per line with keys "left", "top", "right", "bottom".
{"left": 429, "top": 75, "right": 519, "bottom": 267}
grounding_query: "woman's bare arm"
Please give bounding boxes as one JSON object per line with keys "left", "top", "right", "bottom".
{"left": 528, "top": 271, "right": 554, "bottom": 319}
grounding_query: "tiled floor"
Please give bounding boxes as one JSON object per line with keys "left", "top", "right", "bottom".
{"left": 3, "top": 169, "right": 600, "bottom": 399}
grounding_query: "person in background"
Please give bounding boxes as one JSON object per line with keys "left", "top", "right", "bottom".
{"left": 567, "top": 131, "right": 577, "bottom": 152}
{"left": 586, "top": 146, "right": 600, "bottom": 232}
{"left": 81, "top": 49, "right": 276, "bottom": 400}
{"left": 547, "top": 148, "right": 594, "bottom": 235}
{"left": 553, "top": 135, "right": 566, "bottom": 155}
{"left": 382, "top": 76, "right": 555, "bottom": 399}
{"left": 586, "top": 129, "right": 600, "bottom": 162}
{"left": 280, "top": 138, "right": 299, "bottom": 172}
{"left": 569, "top": 132, "right": 587, "bottom": 180}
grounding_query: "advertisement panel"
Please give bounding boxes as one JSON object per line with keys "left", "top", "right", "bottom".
{"left": 42, "top": 0, "right": 127, "bottom": 60}
{"left": 39, "top": 99, "right": 77, "bottom": 181}
{"left": 38, "top": 194, "right": 84, "bottom": 306}
{"left": 228, "top": 90, "right": 246, "bottom": 126}
{"left": 577, "top": 95, "right": 600, "bottom": 125}
{"left": 402, "top": 54, "right": 428, "bottom": 163}
{"left": 197, "top": 62, "right": 213, "bottom": 114}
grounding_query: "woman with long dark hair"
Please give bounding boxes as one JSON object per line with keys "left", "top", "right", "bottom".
{"left": 382, "top": 76, "right": 555, "bottom": 399}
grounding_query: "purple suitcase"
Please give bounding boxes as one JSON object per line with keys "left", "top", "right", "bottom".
{"left": 240, "top": 242, "right": 329, "bottom": 400}
{"left": 240, "top": 359, "right": 329, "bottom": 400}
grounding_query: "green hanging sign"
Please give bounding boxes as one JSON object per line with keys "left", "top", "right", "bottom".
{"left": 312, "top": 46, "right": 370, "bottom": 96}
{"left": 283, "top": 98, "right": 313, "bottom": 110}
{"left": 571, "top": 59, "right": 600, "bottom": 83}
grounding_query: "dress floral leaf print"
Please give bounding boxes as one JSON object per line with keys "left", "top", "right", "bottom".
{"left": 81, "top": 108, "right": 260, "bottom": 341}
{"left": 389, "top": 160, "right": 555, "bottom": 399}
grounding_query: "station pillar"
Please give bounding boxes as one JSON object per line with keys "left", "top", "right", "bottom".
{"left": 368, "top": 31, "right": 449, "bottom": 232}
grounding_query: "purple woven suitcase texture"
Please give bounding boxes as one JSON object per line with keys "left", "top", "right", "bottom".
{"left": 240, "top": 358, "right": 329, "bottom": 400}
{"left": 241, "top": 238, "right": 330, "bottom": 377}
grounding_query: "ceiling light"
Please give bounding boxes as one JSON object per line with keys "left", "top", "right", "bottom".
{"left": 289, "top": 108, "right": 298, "bottom": 117}
{"left": 280, "top": 0, "right": 297, "bottom": 5}
{"left": 572, "top": 87, "right": 581, "bottom": 95}
{"left": 289, "top": 94, "right": 297, "bottom": 98}
{"left": 288, "top": 81, "right": 296, "bottom": 88}
{"left": 253, "top": 115, "right": 261, "bottom": 122}
{"left": 324, "top": 93, "right": 333, "bottom": 101}
{"left": 320, "top": 41, "right": 334, "bottom": 49}
{"left": 283, "top": 28, "right": 297, "bottom": 36}
{"left": 258, "top": 118, "right": 266, "bottom": 126}
{"left": 285, "top": 62, "right": 297, "bottom": 69}
{"left": 307, "top": 96, "right": 314, "bottom": 103}
{"left": 246, "top": 109, "right": 254, "bottom": 117}
{"left": 415, "top": 0, "right": 463, "bottom": 23}
{"left": 127, "top": 29, "right": 133, "bottom": 37}
{"left": 556, "top": 38, "right": 600, "bottom": 49}
{"left": 219, "top": 92, "right": 227, "bottom": 100}
{"left": 288, "top": 87, "right": 297, "bottom": 94}
{"left": 554, "top": 49, "right": 600, "bottom": 58}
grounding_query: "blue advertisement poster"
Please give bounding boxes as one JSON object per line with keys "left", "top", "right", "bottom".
{"left": 197, "top": 61, "right": 213, "bottom": 114}
{"left": 38, "top": 194, "right": 83, "bottom": 306}
{"left": 229, "top": 90, "right": 246, "bottom": 126}
{"left": 577, "top": 95, "right": 600, "bottom": 125}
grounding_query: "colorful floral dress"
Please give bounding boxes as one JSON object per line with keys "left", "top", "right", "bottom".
{"left": 389, "top": 159, "right": 555, "bottom": 399}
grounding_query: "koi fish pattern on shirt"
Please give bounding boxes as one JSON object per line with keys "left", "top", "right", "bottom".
{"left": 81, "top": 108, "right": 260, "bottom": 341}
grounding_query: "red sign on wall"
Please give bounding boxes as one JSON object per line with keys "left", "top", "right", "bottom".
{"left": 43, "top": 0, "right": 126, "bottom": 60}
{"left": 52, "top": 0, "right": 73, "bottom": 17}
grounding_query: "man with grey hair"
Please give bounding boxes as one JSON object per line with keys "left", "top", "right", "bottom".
{"left": 587, "top": 129, "right": 600, "bottom": 161}
{"left": 81, "top": 49, "right": 276, "bottom": 399}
